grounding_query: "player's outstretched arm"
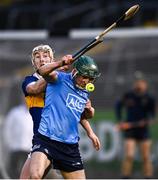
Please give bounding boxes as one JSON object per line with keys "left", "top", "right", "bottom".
{"left": 80, "top": 119, "right": 101, "bottom": 151}
{"left": 80, "top": 100, "right": 100, "bottom": 150}
{"left": 37, "top": 55, "right": 73, "bottom": 77}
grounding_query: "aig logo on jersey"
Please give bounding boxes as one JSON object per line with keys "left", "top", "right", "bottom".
{"left": 66, "top": 93, "right": 86, "bottom": 112}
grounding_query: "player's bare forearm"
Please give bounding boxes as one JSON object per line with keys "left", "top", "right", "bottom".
{"left": 37, "top": 61, "right": 63, "bottom": 76}
{"left": 37, "top": 55, "right": 73, "bottom": 77}
{"left": 80, "top": 119, "right": 101, "bottom": 151}
{"left": 26, "top": 78, "right": 47, "bottom": 95}
{"left": 80, "top": 119, "right": 94, "bottom": 135}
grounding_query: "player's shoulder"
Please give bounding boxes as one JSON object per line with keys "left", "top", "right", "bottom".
{"left": 57, "top": 71, "right": 72, "bottom": 79}
{"left": 22, "top": 74, "right": 39, "bottom": 83}
{"left": 25, "top": 73, "right": 39, "bottom": 80}
{"left": 57, "top": 70, "right": 70, "bottom": 75}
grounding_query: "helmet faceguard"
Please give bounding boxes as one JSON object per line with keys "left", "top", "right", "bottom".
{"left": 72, "top": 55, "right": 100, "bottom": 90}
{"left": 73, "top": 55, "right": 100, "bottom": 80}
{"left": 31, "top": 44, "right": 54, "bottom": 70}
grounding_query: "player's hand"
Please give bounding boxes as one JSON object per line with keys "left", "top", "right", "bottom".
{"left": 88, "top": 132, "right": 101, "bottom": 151}
{"left": 61, "top": 55, "right": 73, "bottom": 66}
{"left": 115, "top": 122, "right": 132, "bottom": 131}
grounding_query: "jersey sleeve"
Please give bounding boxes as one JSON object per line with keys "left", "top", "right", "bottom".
{"left": 49, "top": 71, "right": 68, "bottom": 84}
{"left": 22, "top": 76, "right": 38, "bottom": 96}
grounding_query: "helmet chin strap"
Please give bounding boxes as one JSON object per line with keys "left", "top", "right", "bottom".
{"left": 72, "top": 70, "right": 78, "bottom": 79}
{"left": 72, "top": 70, "right": 85, "bottom": 90}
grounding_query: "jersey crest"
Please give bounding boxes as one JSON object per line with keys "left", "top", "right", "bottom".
{"left": 66, "top": 93, "right": 86, "bottom": 113}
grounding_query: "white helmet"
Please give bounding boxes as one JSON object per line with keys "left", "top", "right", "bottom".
{"left": 31, "top": 44, "right": 54, "bottom": 69}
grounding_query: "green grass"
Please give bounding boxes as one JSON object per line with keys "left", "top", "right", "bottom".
{"left": 92, "top": 109, "right": 116, "bottom": 122}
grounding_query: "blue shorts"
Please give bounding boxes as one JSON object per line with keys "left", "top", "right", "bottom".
{"left": 31, "top": 133, "right": 84, "bottom": 172}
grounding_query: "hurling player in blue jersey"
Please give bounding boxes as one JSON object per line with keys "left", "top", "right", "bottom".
{"left": 20, "top": 45, "right": 100, "bottom": 179}
{"left": 29, "top": 55, "right": 100, "bottom": 179}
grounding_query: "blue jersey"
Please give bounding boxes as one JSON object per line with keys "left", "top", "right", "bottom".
{"left": 39, "top": 71, "right": 89, "bottom": 144}
{"left": 22, "top": 73, "right": 45, "bottom": 134}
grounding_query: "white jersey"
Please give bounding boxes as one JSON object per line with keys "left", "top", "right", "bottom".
{"left": 3, "top": 104, "right": 33, "bottom": 151}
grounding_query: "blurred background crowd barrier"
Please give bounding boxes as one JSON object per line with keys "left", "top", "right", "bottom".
{"left": 0, "top": 0, "right": 158, "bottom": 179}
{"left": 0, "top": 32, "right": 158, "bottom": 113}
